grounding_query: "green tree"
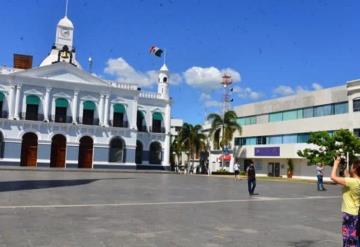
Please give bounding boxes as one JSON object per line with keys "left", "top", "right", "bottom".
{"left": 170, "top": 136, "right": 185, "bottom": 170}
{"left": 178, "top": 123, "right": 206, "bottom": 172}
{"left": 297, "top": 129, "right": 360, "bottom": 167}
{"left": 207, "top": 111, "right": 242, "bottom": 150}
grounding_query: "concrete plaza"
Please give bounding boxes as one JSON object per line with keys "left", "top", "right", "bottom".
{"left": 0, "top": 169, "right": 342, "bottom": 247}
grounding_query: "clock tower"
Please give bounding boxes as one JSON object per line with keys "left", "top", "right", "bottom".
{"left": 55, "top": 16, "right": 74, "bottom": 50}
{"left": 40, "top": 14, "right": 81, "bottom": 68}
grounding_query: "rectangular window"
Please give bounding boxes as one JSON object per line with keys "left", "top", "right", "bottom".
{"left": 297, "top": 109, "right": 304, "bottom": 119}
{"left": 246, "top": 137, "right": 256, "bottom": 145}
{"left": 55, "top": 107, "right": 67, "bottom": 123}
{"left": 234, "top": 138, "right": 241, "bottom": 146}
{"left": 314, "top": 104, "right": 333, "bottom": 117}
{"left": 26, "top": 105, "right": 39, "bottom": 121}
{"left": 113, "top": 112, "right": 124, "bottom": 127}
{"left": 256, "top": 136, "right": 266, "bottom": 145}
{"left": 237, "top": 116, "right": 257, "bottom": 126}
{"left": 83, "top": 109, "right": 94, "bottom": 125}
{"left": 334, "top": 102, "right": 348, "bottom": 115}
{"left": 297, "top": 133, "right": 310, "bottom": 143}
{"left": 353, "top": 99, "right": 360, "bottom": 112}
{"left": 303, "top": 107, "right": 314, "bottom": 118}
{"left": 0, "top": 102, "right": 3, "bottom": 118}
{"left": 268, "top": 135, "right": 283, "bottom": 144}
{"left": 354, "top": 129, "right": 360, "bottom": 138}
{"left": 283, "top": 134, "right": 297, "bottom": 144}
{"left": 283, "top": 110, "right": 298, "bottom": 121}
{"left": 269, "top": 112, "right": 283, "bottom": 122}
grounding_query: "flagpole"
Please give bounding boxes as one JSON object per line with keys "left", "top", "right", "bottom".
{"left": 163, "top": 49, "right": 167, "bottom": 64}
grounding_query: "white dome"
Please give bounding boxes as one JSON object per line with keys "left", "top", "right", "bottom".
{"left": 57, "top": 16, "right": 74, "bottom": 29}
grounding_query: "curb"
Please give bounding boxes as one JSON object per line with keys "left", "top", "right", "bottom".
{"left": 0, "top": 166, "right": 174, "bottom": 175}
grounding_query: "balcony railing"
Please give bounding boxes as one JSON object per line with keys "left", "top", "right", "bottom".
{"left": 150, "top": 126, "right": 165, "bottom": 133}
{"left": 137, "top": 125, "right": 147, "bottom": 132}
{"left": 110, "top": 120, "right": 129, "bottom": 128}
{"left": 0, "top": 111, "right": 8, "bottom": 119}
{"left": 20, "top": 112, "right": 44, "bottom": 121}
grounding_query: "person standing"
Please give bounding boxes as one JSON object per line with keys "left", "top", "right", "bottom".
{"left": 331, "top": 157, "right": 360, "bottom": 247}
{"left": 234, "top": 161, "right": 240, "bottom": 181}
{"left": 316, "top": 164, "right": 326, "bottom": 191}
{"left": 246, "top": 161, "right": 257, "bottom": 195}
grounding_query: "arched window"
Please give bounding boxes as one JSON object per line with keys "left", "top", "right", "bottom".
{"left": 55, "top": 98, "right": 68, "bottom": 123}
{"left": 135, "top": 141, "right": 143, "bottom": 164}
{"left": 137, "top": 111, "right": 146, "bottom": 132}
{"left": 152, "top": 112, "right": 163, "bottom": 133}
{"left": 82, "top": 101, "right": 96, "bottom": 125}
{"left": 0, "top": 92, "right": 5, "bottom": 118}
{"left": 109, "top": 137, "right": 126, "bottom": 163}
{"left": 26, "top": 95, "right": 40, "bottom": 121}
{"left": 149, "top": 142, "right": 162, "bottom": 164}
{"left": 113, "top": 104, "right": 126, "bottom": 127}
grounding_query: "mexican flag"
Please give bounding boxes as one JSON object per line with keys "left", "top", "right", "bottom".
{"left": 149, "top": 46, "right": 163, "bottom": 57}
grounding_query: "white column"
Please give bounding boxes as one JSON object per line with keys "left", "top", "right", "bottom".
{"left": 98, "top": 94, "right": 104, "bottom": 126}
{"left": 14, "top": 85, "right": 21, "bottom": 120}
{"left": 7, "top": 86, "right": 15, "bottom": 119}
{"left": 43, "top": 87, "right": 51, "bottom": 122}
{"left": 103, "top": 95, "right": 109, "bottom": 127}
{"left": 131, "top": 98, "right": 138, "bottom": 129}
{"left": 162, "top": 103, "right": 171, "bottom": 167}
{"left": 72, "top": 90, "right": 79, "bottom": 124}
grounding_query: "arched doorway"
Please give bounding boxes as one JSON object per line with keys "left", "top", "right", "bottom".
{"left": 20, "top": 132, "right": 38, "bottom": 167}
{"left": 135, "top": 141, "right": 143, "bottom": 164}
{"left": 109, "top": 137, "right": 126, "bottom": 163}
{"left": 50, "top": 134, "right": 66, "bottom": 168}
{"left": 78, "top": 136, "right": 93, "bottom": 168}
{"left": 149, "top": 142, "right": 162, "bottom": 164}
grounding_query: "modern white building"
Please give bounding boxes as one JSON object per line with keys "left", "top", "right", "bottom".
{"left": 0, "top": 14, "right": 172, "bottom": 170}
{"left": 207, "top": 81, "right": 360, "bottom": 178}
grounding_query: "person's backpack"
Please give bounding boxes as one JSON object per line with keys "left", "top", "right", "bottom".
{"left": 248, "top": 166, "right": 255, "bottom": 179}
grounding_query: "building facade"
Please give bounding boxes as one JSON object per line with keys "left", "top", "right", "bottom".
{"left": 0, "top": 15, "right": 171, "bottom": 170}
{"left": 206, "top": 81, "right": 360, "bottom": 179}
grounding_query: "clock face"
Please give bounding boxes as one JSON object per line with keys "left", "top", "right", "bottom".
{"left": 60, "top": 29, "right": 70, "bottom": 38}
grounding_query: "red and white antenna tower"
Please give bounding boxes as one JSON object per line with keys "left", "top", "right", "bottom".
{"left": 221, "top": 74, "right": 233, "bottom": 115}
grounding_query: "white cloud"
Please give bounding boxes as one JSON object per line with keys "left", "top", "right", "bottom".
{"left": 273, "top": 83, "right": 323, "bottom": 97}
{"left": 104, "top": 57, "right": 182, "bottom": 87}
{"left": 199, "top": 93, "right": 223, "bottom": 108}
{"left": 233, "top": 87, "right": 262, "bottom": 100}
{"left": 183, "top": 66, "right": 241, "bottom": 90}
{"left": 273, "top": 85, "right": 294, "bottom": 96}
{"left": 312, "top": 83, "right": 323, "bottom": 90}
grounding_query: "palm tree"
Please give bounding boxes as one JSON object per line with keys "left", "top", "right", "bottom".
{"left": 170, "top": 136, "right": 184, "bottom": 172}
{"left": 178, "top": 123, "right": 206, "bottom": 173}
{"left": 207, "top": 110, "right": 241, "bottom": 151}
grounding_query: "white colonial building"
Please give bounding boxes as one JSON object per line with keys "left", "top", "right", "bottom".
{"left": 0, "top": 14, "right": 171, "bottom": 170}
{"left": 206, "top": 80, "right": 360, "bottom": 179}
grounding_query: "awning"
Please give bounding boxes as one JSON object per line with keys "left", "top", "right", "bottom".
{"left": 113, "top": 103, "right": 125, "bottom": 113}
{"left": 55, "top": 98, "right": 68, "bottom": 108}
{"left": 83, "top": 101, "right": 95, "bottom": 110}
{"left": 153, "top": 112, "right": 163, "bottom": 121}
{"left": 26, "top": 95, "right": 40, "bottom": 105}
{"left": 219, "top": 154, "right": 232, "bottom": 161}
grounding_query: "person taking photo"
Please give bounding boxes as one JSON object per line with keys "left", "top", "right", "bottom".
{"left": 331, "top": 157, "right": 360, "bottom": 247}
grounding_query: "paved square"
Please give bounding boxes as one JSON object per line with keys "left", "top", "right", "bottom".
{"left": 0, "top": 170, "right": 342, "bottom": 247}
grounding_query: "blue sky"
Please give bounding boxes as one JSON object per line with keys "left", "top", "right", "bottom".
{"left": 0, "top": 0, "right": 359, "bottom": 124}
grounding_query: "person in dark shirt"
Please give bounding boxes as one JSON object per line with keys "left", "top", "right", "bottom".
{"left": 246, "top": 161, "right": 257, "bottom": 195}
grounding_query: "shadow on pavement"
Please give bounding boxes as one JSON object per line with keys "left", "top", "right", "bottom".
{"left": 0, "top": 178, "right": 135, "bottom": 192}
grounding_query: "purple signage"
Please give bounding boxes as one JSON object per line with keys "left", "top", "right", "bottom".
{"left": 255, "top": 147, "right": 280, "bottom": 156}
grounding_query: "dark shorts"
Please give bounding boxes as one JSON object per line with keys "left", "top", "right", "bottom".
{"left": 234, "top": 170, "right": 239, "bottom": 175}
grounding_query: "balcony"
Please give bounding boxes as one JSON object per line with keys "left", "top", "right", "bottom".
{"left": 110, "top": 120, "right": 129, "bottom": 128}
{"left": 150, "top": 126, "right": 165, "bottom": 133}
{"left": 20, "top": 112, "right": 44, "bottom": 121}
{"left": 137, "top": 125, "right": 147, "bottom": 132}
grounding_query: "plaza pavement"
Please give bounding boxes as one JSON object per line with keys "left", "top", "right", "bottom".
{"left": 0, "top": 170, "right": 342, "bottom": 247}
